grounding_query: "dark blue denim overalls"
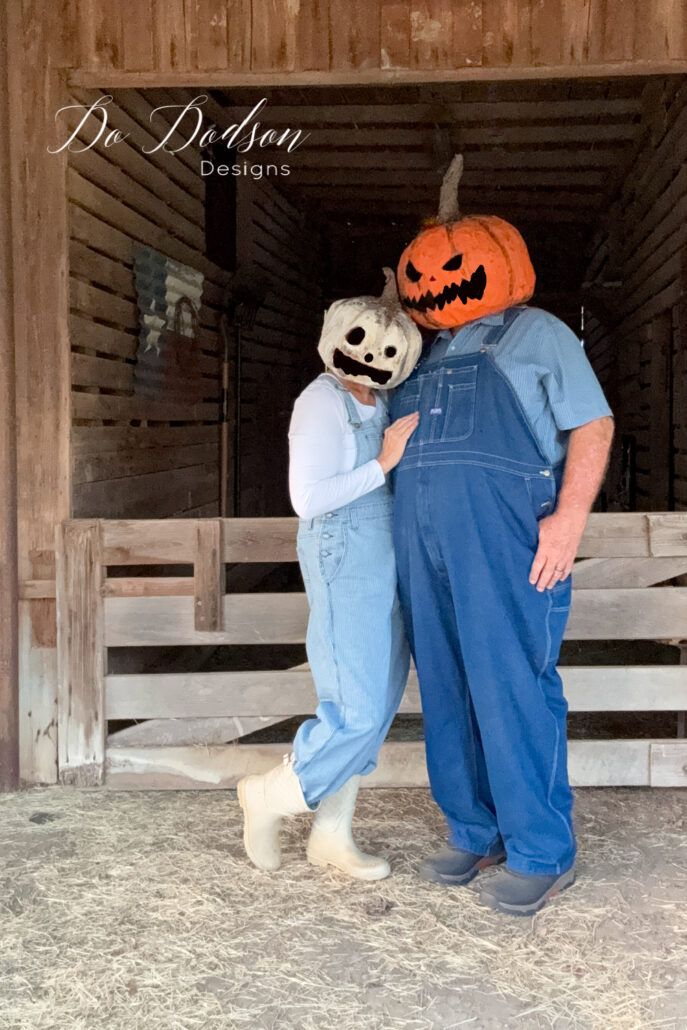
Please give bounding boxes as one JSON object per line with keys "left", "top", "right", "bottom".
{"left": 390, "top": 307, "right": 576, "bottom": 877}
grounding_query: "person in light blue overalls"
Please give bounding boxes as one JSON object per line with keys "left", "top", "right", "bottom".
{"left": 238, "top": 271, "right": 420, "bottom": 880}
{"left": 391, "top": 300, "right": 614, "bottom": 915}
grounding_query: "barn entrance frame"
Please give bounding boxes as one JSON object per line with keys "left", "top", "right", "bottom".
{"left": 3, "top": 1, "right": 687, "bottom": 792}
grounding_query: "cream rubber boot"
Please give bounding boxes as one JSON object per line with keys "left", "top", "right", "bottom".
{"left": 237, "top": 755, "right": 312, "bottom": 872}
{"left": 306, "top": 775, "right": 390, "bottom": 880}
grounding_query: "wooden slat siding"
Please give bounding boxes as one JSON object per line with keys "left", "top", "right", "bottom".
{"left": 0, "top": 2, "right": 19, "bottom": 790}
{"left": 194, "top": 520, "right": 223, "bottom": 631}
{"left": 105, "top": 665, "right": 687, "bottom": 720}
{"left": 102, "top": 587, "right": 687, "bottom": 647}
{"left": 227, "top": 0, "right": 251, "bottom": 71}
{"left": 381, "top": 1, "right": 411, "bottom": 70}
{"left": 7, "top": 2, "right": 71, "bottom": 785}
{"left": 330, "top": 0, "right": 382, "bottom": 70}
{"left": 151, "top": 0, "right": 188, "bottom": 71}
{"left": 55, "top": 0, "right": 687, "bottom": 80}
{"left": 56, "top": 521, "right": 106, "bottom": 785}
{"left": 226, "top": 98, "right": 641, "bottom": 124}
{"left": 105, "top": 739, "right": 687, "bottom": 789}
{"left": 583, "top": 84, "right": 687, "bottom": 510}
{"left": 190, "top": 0, "right": 229, "bottom": 71}
{"left": 232, "top": 176, "right": 323, "bottom": 516}
{"left": 119, "top": 0, "right": 155, "bottom": 71}
{"left": 250, "top": 0, "right": 299, "bottom": 72}
{"left": 66, "top": 88, "right": 228, "bottom": 520}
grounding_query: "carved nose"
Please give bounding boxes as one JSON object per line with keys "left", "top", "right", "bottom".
{"left": 429, "top": 275, "right": 436, "bottom": 281}
{"left": 364, "top": 353, "right": 374, "bottom": 363}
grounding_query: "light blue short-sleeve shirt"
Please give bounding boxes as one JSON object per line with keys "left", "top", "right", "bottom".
{"left": 433, "top": 306, "right": 613, "bottom": 465}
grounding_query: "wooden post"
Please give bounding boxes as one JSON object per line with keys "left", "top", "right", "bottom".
{"left": 194, "top": 519, "right": 224, "bottom": 632}
{"left": 0, "top": 3, "right": 19, "bottom": 791}
{"left": 56, "top": 521, "right": 106, "bottom": 786}
{"left": 7, "top": 3, "right": 71, "bottom": 783}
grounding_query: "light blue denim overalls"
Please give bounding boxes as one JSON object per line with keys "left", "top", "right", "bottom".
{"left": 292, "top": 373, "right": 410, "bottom": 807}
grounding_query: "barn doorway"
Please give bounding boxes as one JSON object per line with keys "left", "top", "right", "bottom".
{"left": 62, "top": 74, "right": 687, "bottom": 773}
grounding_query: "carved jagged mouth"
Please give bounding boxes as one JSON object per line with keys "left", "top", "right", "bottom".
{"left": 402, "top": 264, "right": 487, "bottom": 313}
{"left": 333, "top": 348, "right": 392, "bottom": 385}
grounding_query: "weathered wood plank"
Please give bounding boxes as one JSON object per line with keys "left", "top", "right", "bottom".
{"left": 56, "top": 521, "right": 106, "bottom": 785}
{"left": 103, "top": 588, "right": 687, "bottom": 646}
{"left": 8, "top": 0, "right": 70, "bottom": 785}
{"left": 0, "top": 2, "right": 19, "bottom": 790}
{"left": 104, "top": 739, "right": 663, "bottom": 789}
{"left": 105, "top": 665, "right": 687, "bottom": 720}
{"left": 573, "top": 557, "right": 687, "bottom": 589}
{"left": 107, "top": 715, "right": 288, "bottom": 747}
{"left": 650, "top": 741, "right": 687, "bottom": 786}
{"left": 194, "top": 519, "right": 223, "bottom": 632}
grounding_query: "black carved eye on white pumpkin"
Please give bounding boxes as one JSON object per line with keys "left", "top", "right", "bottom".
{"left": 345, "top": 326, "right": 365, "bottom": 345}
{"left": 317, "top": 269, "right": 422, "bottom": 390}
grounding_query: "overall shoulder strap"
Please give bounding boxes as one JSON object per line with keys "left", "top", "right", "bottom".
{"left": 482, "top": 306, "right": 525, "bottom": 349}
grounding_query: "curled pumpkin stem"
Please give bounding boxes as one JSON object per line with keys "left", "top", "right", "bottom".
{"left": 437, "top": 153, "right": 463, "bottom": 224}
{"left": 379, "top": 266, "right": 401, "bottom": 308}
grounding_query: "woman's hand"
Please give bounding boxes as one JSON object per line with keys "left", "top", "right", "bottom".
{"left": 377, "top": 413, "right": 420, "bottom": 474}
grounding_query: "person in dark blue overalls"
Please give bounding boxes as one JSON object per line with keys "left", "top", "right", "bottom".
{"left": 391, "top": 157, "right": 614, "bottom": 916}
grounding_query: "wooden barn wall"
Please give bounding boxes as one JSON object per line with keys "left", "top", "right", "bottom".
{"left": 67, "top": 88, "right": 228, "bottom": 519}
{"left": 60, "top": 1, "right": 687, "bottom": 84}
{"left": 583, "top": 78, "right": 687, "bottom": 511}
{"left": 233, "top": 178, "right": 324, "bottom": 516}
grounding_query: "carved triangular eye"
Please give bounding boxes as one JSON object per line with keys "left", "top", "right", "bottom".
{"left": 442, "top": 253, "right": 463, "bottom": 271}
{"left": 405, "top": 260, "right": 422, "bottom": 283}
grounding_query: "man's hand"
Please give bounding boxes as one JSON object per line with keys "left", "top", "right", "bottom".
{"left": 529, "top": 415, "right": 614, "bottom": 592}
{"left": 529, "top": 510, "right": 586, "bottom": 591}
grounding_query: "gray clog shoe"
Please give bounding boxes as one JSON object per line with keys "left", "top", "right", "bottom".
{"left": 419, "top": 845, "right": 507, "bottom": 886}
{"left": 478, "top": 865, "right": 576, "bottom": 916}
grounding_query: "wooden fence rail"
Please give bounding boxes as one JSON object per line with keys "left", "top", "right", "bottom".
{"left": 55, "top": 515, "right": 687, "bottom": 789}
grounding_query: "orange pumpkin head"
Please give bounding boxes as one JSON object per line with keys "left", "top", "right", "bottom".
{"left": 397, "top": 155, "right": 536, "bottom": 331}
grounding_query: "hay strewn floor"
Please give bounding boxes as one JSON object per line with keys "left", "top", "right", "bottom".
{"left": 0, "top": 786, "right": 686, "bottom": 1030}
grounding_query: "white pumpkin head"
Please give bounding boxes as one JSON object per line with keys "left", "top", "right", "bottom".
{"left": 317, "top": 268, "right": 423, "bottom": 390}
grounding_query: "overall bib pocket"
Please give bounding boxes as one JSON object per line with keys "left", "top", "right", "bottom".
{"left": 440, "top": 365, "right": 478, "bottom": 442}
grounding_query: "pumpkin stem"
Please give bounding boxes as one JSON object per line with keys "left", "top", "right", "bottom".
{"left": 437, "top": 153, "right": 463, "bottom": 223}
{"left": 379, "top": 266, "right": 400, "bottom": 307}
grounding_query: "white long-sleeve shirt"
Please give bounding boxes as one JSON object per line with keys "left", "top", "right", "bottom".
{"left": 288, "top": 375, "right": 386, "bottom": 519}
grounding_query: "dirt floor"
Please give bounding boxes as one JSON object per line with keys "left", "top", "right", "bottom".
{"left": 1, "top": 786, "right": 686, "bottom": 1030}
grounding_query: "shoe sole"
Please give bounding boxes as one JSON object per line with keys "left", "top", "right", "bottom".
{"left": 307, "top": 852, "right": 391, "bottom": 881}
{"left": 478, "top": 868, "right": 576, "bottom": 916}
{"left": 419, "top": 852, "right": 507, "bottom": 887}
{"left": 237, "top": 777, "right": 280, "bottom": 873}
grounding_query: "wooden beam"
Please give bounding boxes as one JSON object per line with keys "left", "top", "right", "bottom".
{"left": 7, "top": 1, "right": 71, "bottom": 784}
{"left": 194, "top": 519, "right": 223, "bottom": 632}
{"left": 67, "top": 60, "right": 687, "bottom": 89}
{"left": 102, "top": 587, "right": 687, "bottom": 646}
{"left": 104, "top": 739, "right": 685, "bottom": 789}
{"left": 221, "top": 99, "right": 642, "bottom": 124}
{"left": 0, "top": 2, "right": 18, "bottom": 791}
{"left": 56, "top": 521, "right": 106, "bottom": 786}
{"left": 105, "top": 665, "right": 687, "bottom": 720}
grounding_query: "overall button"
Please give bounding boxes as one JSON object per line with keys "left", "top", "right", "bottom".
{"left": 325, "top": 512, "right": 333, "bottom": 518}
{"left": 321, "top": 550, "right": 331, "bottom": 557}
{"left": 322, "top": 533, "right": 331, "bottom": 539}
{"left": 540, "top": 470, "right": 551, "bottom": 477}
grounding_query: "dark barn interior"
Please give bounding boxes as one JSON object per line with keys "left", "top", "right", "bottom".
{"left": 62, "top": 75, "right": 687, "bottom": 747}
{"left": 68, "top": 75, "right": 687, "bottom": 524}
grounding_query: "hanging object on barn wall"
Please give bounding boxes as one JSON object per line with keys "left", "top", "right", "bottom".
{"left": 397, "top": 154, "right": 535, "bottom": 330}
{"left": 132, "top": 243, "right": 205, "bottom": 403}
